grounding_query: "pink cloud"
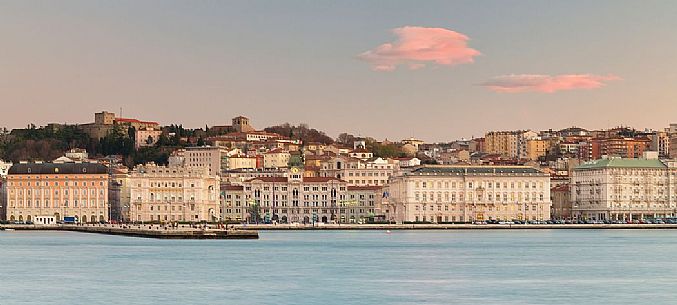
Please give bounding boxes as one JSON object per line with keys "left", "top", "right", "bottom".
{"left": 480, "top": 74, "right": 620, "bottom": 93}
{"left": 359, "top": 26, "right": 480, "bottom": 71}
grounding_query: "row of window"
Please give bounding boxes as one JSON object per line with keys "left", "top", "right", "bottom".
{"left": 7, "top": 181, "right": 105, "bottom": 187}
{"left": 414, "top": 192, "right": 546, "bottom": 202}
{"left": 414, "top": 180, "right": 545, "bottom": 190}
{"left": 8, "top": 199, "right": 106, "bottom": 208}
{"left": 222, "top": 208, "right": 374, "bottom": 215}
{"left": 9, "top": 189, "right": 105, "bottom": 196}
{"left": 415, "top": 204, "right": 542, "bottom": 211}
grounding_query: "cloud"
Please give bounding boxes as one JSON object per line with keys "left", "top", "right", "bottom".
{"left": 480, "top": 74, "right": 620, "bottom": 93}
{"left": 358, "top": 26, "right": 480, "bottom": 71}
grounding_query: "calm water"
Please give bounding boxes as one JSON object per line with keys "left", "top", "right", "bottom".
{"left": 1, "top": 229, "right": 677, "bottom": 305}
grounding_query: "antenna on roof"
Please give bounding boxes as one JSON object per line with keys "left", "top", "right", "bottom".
{"left": 120, "top": 107, "right": 123, "bottom": 118}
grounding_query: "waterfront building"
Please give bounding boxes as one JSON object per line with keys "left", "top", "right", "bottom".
{"left": 128, "top": 163, "right": 220, "bottom": 223}
{"left": 109, "top": 167, "right": 131, "bottom": 222}
{"left": 4, "top": 162, "right": 109, "bottom": 223}
{"left": 383, "top": 165, "right": 551, "bottom": 223}
{"left": 221, "top": 167, "right": 379, "bottom": 223}
{"left": 550, "top": 184, "right": 572, "bottom": 220}
{"left": 220, "top": 184, "right": 245, "bottom": 221}
{"left": 0, "top": 179, "right": 6, "bottom": 220}
{"left": 571, "top": 156, "right": 677, "bottom": 221}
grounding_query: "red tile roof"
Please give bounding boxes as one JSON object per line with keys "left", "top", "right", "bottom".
{"left": 115, "top": 118, "right": 159, "bottom": 125}
{"left": 246, "top": 177, "right": 289, "bottom": 183}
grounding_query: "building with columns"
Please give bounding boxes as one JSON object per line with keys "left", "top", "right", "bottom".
{"left": 4, "top": 162, "right": 109, "bottom": 223}
{"left": 128, "top": 163, "right": 220, "bottom": 223}
{"left": 571, "top": 157, "right": 677, "bottom": 221}
{"left": 383, "top": 165, "right": 551, "bottom": 223}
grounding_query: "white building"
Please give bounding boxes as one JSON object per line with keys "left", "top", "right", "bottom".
{"left": 384, "top": 165, "right": 551, "bottom": 223}
{"left": 64, "top": 148, "right": 89, "bottom": 161}
{"left": 183, "top": 146, "right": 228, "bottom": 176}
{"left": 395, "top": 157, "right": 421, "bottom": 168}
{"left": 571, "top": 157, "right": 677, "bottom": 221}
{"left": 128, "top": 163, "right": 220, "bottom": 223}
{"left": 319, "top": 155, "right": 399, "bottom": 187}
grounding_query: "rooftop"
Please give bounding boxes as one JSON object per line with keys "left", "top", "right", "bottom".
{"left": 8, "top": 162, "right": 108, "bottom": 175}
{"left": 407, "top": 165, "right": 545, "bottom": 176}
{"left": 575, "top": 158, "right": 667, "bottom": 170}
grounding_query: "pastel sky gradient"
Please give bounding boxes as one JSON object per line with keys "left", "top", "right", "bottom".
{"left": 1, "top": 1, "right": 677, "bottom": 142}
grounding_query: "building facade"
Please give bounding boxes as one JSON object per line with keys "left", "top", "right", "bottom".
{"left": 484, "top": 130, "right": 537, "bottom": 159}
{"left": 4, "top": 162, "right": 109, "bottom": 223}
{"left": 128, "top": 163, "right": 220, "bottom": 223}
{"left": 134, "top": 128, "right": 163, "bottom": 149}
{"left": 263, "top": 149, "right": 291, "bottom": 169}
{"left": 550, "top": 184, "right": 572, "bottom": 220}
{"left": 183, "top": 146, "right": 228, "bottom": 176}
{"left": 383, "top": 165, "right": 551, "bottom": 223}
{"left": 571, "top": 158, "right": 677, "bottom": 221}
{"left": 319, "top": 156, "right": 398, "bottom": 187}
{"left": 221, "top": 168, "right": 381, "bottom": 224}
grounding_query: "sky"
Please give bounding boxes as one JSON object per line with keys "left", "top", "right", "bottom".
{"left": 1, "top": 0, "right": 677, "bottom": 142}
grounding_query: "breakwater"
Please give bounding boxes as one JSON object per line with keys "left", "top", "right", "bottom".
{"left": 0, "top": 224, "right": 259, "bottom": 239}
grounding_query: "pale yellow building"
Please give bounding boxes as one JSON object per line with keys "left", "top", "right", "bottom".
{"left": 485, "top": 130, "right": 538, "bottom": 159}
{"left": 263, "top": 149, "right": 291, "bottom": 169}
{"left": 228, "top": 155, "right": 258, "bottom": 170}
{"left": 526, "top": 139, "right": 548, "bottom": 161}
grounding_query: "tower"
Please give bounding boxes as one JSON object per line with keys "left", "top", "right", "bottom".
{"left": 232, "top": 116, "right": 255, "bottom": 132}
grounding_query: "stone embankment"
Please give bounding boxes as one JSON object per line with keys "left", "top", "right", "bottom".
{"left": 0, "top": 224, "right": 259, "bottom": 239}
{"left": 234, "top": 223, "right": 677, "bottom": 230}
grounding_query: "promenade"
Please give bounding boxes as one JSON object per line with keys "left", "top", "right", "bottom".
{"left": 0, "top": 223, "right": 259, "bottom": 239}
{"left": 233, "top": 223, "right": 677, "bottom": 230}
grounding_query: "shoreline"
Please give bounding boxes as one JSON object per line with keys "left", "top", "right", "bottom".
{"left": 5, "top": 223, "right": 677, "bottom": 237}
{"left": 233, "top": 223, "right": 677, "bottom": 230}
{"left": 0, "top": 224, "right": 259, "bottom": 239}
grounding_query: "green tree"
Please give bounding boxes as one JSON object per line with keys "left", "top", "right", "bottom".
{"left": 248, "top": 202, "right": 261, "bottom": 224}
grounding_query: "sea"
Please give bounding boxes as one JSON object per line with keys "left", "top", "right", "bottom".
{"left": 1, "top": 229, "right": 676, "bottom": 305}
